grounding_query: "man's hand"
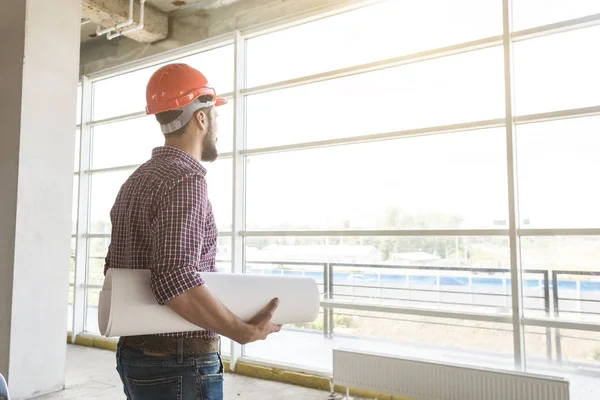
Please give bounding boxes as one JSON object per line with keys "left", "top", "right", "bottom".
{"left": 244, "top": 298, "right": 282, "bottom": 343}
{"left": 166, "top": 284, "right": 283, "bottom": 345}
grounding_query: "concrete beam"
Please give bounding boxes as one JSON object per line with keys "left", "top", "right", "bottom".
{"left": 145, "top": 0, "right": 241, "bottom": 13}
{"left": 80, "top": 0, "right": 374, "bottom": 76}
{"left": 82, "top": 0, "right": 168, "bottom": 43}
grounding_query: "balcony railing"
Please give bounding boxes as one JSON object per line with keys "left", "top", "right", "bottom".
{"left": 239, "top": 259, "right": 600, "bottom": 363}
{"left": 76, "top": 258, "right": 600, "bottom": 366}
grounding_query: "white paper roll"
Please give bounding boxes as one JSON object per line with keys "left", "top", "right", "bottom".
{"left": 98, "top": 269, "right": 320, "bottom": 337}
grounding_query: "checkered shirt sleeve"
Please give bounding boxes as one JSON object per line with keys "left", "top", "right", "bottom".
{"left": 150, "top": 174, "right": 209, "bottom": 304}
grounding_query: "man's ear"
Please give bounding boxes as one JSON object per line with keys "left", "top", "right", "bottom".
{"left": 195, "top": 110, "right": 208, "bottom": 131}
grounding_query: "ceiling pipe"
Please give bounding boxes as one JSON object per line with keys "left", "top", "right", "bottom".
{"left": 107, "top": 0, "right": 146, "bottom": 40}
{"left": 96, "top": 0, "right": 135, "bottom": 36}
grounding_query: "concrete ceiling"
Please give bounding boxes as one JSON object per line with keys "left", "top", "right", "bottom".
{"left": 81, "top": 0, "right": 244, "bottom": 44}
{"left": 146, "top": 0, "right": 242, "bottom": 13}
{"left": 80, "top": 0, "right": 364, "bottom": 76}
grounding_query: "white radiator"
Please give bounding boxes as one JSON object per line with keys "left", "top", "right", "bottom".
{"left": 332, "top": 349, "right": 569, "bottom": 400}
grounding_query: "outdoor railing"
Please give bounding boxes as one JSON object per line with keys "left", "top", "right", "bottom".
{"left": 240, "top": 259, "right": 600, "bottom": 363}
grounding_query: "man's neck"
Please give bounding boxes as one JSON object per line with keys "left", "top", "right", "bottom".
{"left": 164, "top": 137, "right": 202, "bottom": 163}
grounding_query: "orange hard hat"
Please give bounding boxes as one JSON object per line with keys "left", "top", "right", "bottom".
{"left": 145, "top": 63, "right": 227, "bottom": 115}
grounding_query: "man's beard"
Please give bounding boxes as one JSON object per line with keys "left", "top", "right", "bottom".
{"left": 201, "top": 123, "right": 218, "bottom": 162}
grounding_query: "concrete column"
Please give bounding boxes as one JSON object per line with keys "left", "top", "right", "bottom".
{"left": 0, "top": 0, "right": 80, "bottom": 398}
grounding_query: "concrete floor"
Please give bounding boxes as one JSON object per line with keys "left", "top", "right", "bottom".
{"left": 31, "top": 341, "right": 599, "bottom": 400}
{"left": 33, "top": 345, "right": 338, "bottom": 400}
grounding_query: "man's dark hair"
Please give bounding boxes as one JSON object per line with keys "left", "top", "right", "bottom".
{"left": 156, "top": 95, "right": 213, "bottom": 137}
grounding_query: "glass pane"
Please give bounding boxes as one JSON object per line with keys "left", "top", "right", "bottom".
{"left": 88, "top": 238, "right": 110, "bottom": 286}
{"left": 93, "top": 64, "right": 162, "bottom": 120}
{"left": 245, "top": 235, "right": 512, "bottom": 314}
{"left": 92, "top": 45, "right": 233, "bottom": 121}
{"left": 76, "top": 85, "right": 82, "bottom": 124}
{"left": 247, "top": 47, "right": 505, "bottom": 149}
{"left": 91, "top": 116, "right": 164, "bottom": 170}
{"left": 524, "top": 326, "right": 553, "bottom": 366}
{"left": 85, "top": 288, "right": 100, "bottom": 334}
{"left": 70, "top": 236, "right": 76, "bottom": 284}
{"left": 521, "top": 236, "right": 600, "bottom": 323}
{"left": 246, "top": 129, "right": 508, "bottom": 230}
{"left": 514, "top": 26, "right": 600, "bottom": 116}
{"left": 525, "top": 326, "right": 600, "bottom": 400}
{"left": 72, "top": 176, "right": 78, "bottom": 234}
{"left": 89, "top": 170, "right": 134, "bottom": 234}
{"left": 220, "top": 336, "right": 231, "bottom": 357}
{"left": 214, "top": 236, "right": 232, "bottom": 356}
{"left": 517, "top": 116, "right": 600, "bottom": 228}
{"left": 246, "top": 0, "right": 502, "bottom": 86}
{"left": 177, "top": 44, "right": 233, "bottom": 94}
{"left": 215, "top": 101, "right": 233, "bottom": 154}
{"left": 245, "top": 309, "right": 513, "bottom": 372}
{"left": 67, "top": 285, "right": 74, "bottom": 331}
{"left": 74, "top": 129, "right": 80, "bottom": 172}
{"left": 205, "top": 158, "right": 232, "bottom": 232}
{"left": 513, "top": 0, "right": 600, "bottom": 31}
{"left": 216, "top": 235, "right": 232, "bottom": 273}
{"left": 552, "top": 328, "right": 600, "bottom": 365}
{"left": 69, "top": 257, "right": 75, "bottom": 285}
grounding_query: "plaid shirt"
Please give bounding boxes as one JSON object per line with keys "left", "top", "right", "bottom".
{"left": 104, "top": 146, "right": 218, "bottom": 339}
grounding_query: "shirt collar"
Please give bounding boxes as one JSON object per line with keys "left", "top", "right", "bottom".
{"left": 152, "top": 146, "right": 207, "bottom": 176}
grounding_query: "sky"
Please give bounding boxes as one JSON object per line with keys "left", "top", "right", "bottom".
{"left": 75, "top": 0, "right": 600, "bottom": 235}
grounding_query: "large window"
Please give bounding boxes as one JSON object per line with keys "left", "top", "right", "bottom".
{"left": 71, "top": 45, "right": 234, "bottom": 356}
{"left": 70, "top": 0, "right": 600, "bottom": 393}
{"left": 241, "top": 0, "right": 600, "bottom": 386}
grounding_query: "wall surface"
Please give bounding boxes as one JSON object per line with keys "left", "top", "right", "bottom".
{"left": 0, "top": 0, "right": 26, "bottom": 383}
{"left": 0, "top": 0, "right": 81, "bottom": 398}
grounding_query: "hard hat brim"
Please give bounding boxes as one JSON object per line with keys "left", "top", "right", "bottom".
{"left": 215, "top": 96, "right": 227, "bottom": 107}
{"left": 146, "top": 91, "right": 227, "bottom": 115}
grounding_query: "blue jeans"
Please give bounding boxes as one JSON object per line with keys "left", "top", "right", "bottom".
{"left": 116, "top": 338, "right": 224, "bottom": 400}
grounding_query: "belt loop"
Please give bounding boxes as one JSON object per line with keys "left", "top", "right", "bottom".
{"left": 177, "top": 338, "right": 184, "bottom": 364}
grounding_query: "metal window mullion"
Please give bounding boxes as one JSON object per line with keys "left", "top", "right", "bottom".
{"left": 512, "top": 12, "right": 600, "bottom": 42}
{"left": 519, "top": 228, "right": 600, "bottom": 236}
{"left": 240, "top": 229, "right": 508, "bottom": 237}
{"left": 88, "top": 92, "right": 233, "bottom": 127}
{"left": 241, "top": 35, "right": 503, "bottom": 97}
{"left": 502, "top": 0, "right": 526, "bottom": 370}
{"left": 237, "top": 103, "right": 600, "bottom": 157}
{"left": 241, "top": 118, "right": 506, "bottom": 156}
{"left": 230, "top": 30, "right": 246, "bottom": 369}
{"left": 72, "top": 76, "right": 93, "bottom": 342}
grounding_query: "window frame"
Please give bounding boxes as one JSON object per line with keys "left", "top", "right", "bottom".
{"left": 70, "top": 0, "right": 600, "bottom": 378}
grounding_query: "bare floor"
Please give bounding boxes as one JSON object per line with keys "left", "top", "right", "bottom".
{"left": 31, "top": 342, "right": 599, "bottom": 400}
{"left": 33, "top": 345, "right": 338, "bottom": 400}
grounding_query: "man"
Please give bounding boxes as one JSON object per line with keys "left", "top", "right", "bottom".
{"left": 104, "top": 63, "right": 281, "bottom": 400}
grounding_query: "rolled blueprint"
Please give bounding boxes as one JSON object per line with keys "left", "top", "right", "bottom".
{"left": 98, "top": 268, "right": 320, "bottom": 337}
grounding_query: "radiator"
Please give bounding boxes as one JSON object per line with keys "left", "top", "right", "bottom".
{"left": 332, "top": 349, "right": 569, "bottom": 400}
